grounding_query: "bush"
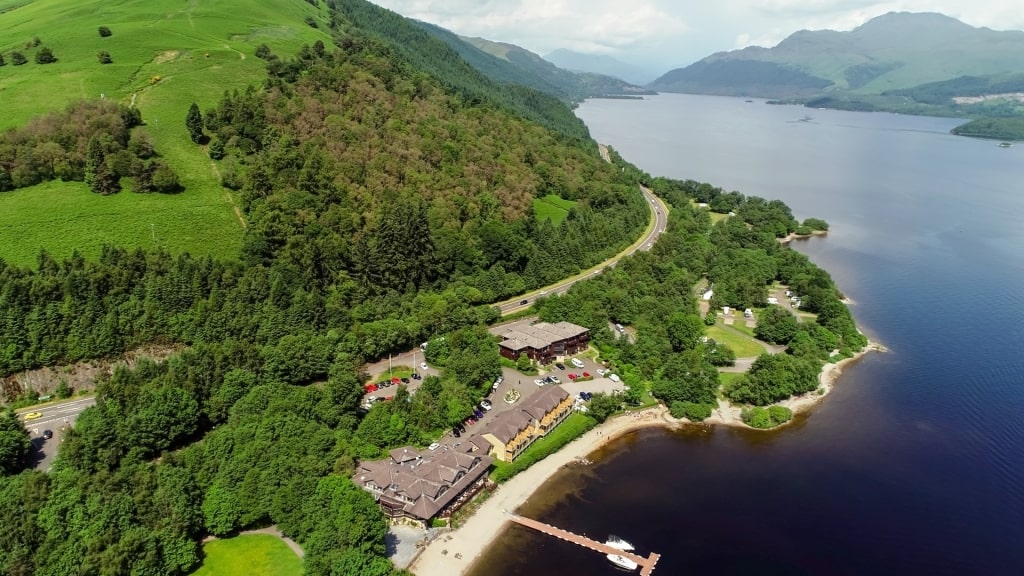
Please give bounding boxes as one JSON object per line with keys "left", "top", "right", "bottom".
{"left": 803, "top": 217, "right": 829, "bottom": 231}
{"left": 587, "top": 392, "right": 621, "bottom": 423}
{"left": 55, "top": 379, "right": 73, "bottom": 399}
{"left": 741, "top": 405, "right": 792, "bottom": 429}
{"left": 11, "top": 51, "right": 27, "bottom": 66}
{"left": 255, "top": 44, "right": 272, "bottom": 60}
{"left": 150, "top": 162, "right": 182, "bottom": 192}
{"left": 0, "top": 53, "right": 5, "bottom": 67}
{"left": 208, "top": 136, "right": 226, "bottom": 160}
{"left": 304, "top": 16, "right": 318, "bottom": 28}
{"left": 98, "top": 26, "right": 112, "bottom": 37}
{"left": 35, "top": 47, "right": 56, "bottom": 64}
{"left": 97, "top": 51, "right": 112, "bottom": 64}
{"left": 669, "top": 401, "right": 713, "bottom": 421}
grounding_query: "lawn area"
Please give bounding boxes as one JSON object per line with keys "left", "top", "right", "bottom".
{"left": 0, "top": 0, "right": 333, "bottom": 266}
{"left": 191, "top": 534, "right": 302, "bottom": 576}
{"left": 717, "top": 372, "right": 747, "bottom": 388}
{"left": 706, "top": 324, "right": 766, "bottom": 358}
{"left": 532, "top": 194, "right": 577, "bottom": 225}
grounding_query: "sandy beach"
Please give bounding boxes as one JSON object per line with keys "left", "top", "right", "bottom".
{"left": 409, "top": 406, "right": 672, "bottom": 576}
{"left": 410, "top": 342, "right": 883, "bottom": 576}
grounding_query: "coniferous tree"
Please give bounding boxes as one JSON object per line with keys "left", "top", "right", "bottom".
{"left": 186, "top": 103, "right": 204, "bottom": 144}
{"left": 84, "top": 136, "right": 103, "bottom": 190}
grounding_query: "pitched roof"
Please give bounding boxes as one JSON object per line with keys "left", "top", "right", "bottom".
{"left": 354, "top": 446, "right": 493, "bottom": 521}
{"left": 489, "top": 319, "right": 589, "bottom": 352}
{"left": 479, "top": 386, "right": 571, "bottom": 443}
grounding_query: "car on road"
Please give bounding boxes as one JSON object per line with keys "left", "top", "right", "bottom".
{"left": 519, "top": 299, "right": 528, "bottom": 305}
{"left": 23, "top": 412, "right": 42, "bottom": 420}
{"left": 555, "top": 362, "right": 566, "bottom": 370}
{"left": 42, "top": 429, "right": 53, "bottom": 440}
{"left": 480, "top": 399, "right": 492, "bottom": 411}
{"left": 428, "top": 442, "right": 440, "bottom": 451}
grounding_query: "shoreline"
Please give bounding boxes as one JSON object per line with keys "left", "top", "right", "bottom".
{"left": 410, "top": 342, "right": 883, "bottom": 576}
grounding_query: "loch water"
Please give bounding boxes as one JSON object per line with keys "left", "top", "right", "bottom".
{"left": 469, "top": 94, "right": 1024, "bottom": 575}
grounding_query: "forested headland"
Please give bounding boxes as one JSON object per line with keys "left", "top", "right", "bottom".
{"left": 0, "top": 1, "right": 867, "bottom": 574}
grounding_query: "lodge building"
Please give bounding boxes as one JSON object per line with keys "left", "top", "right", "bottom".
{"left": 489, "top": 319, "right": 589, "bottom": 365}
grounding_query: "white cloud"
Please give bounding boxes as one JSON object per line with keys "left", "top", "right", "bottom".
{"left": 367, "top": 0, "right": 1024, "bottom": 73}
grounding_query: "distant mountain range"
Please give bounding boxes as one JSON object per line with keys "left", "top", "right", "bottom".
{"left": 545, "top": 49, "right": 658, "bottom": 85}
{"left": 413, "top": 22, "right": 653, "bottom": 103}
{"left": 648, "top": 11, "right": 1024, "bottom": 131}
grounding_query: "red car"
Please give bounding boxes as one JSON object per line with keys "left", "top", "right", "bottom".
{"left": 466, "top": 417, "right": 476, "bottom": 425}
{"left": 568, "top": 373, "right": 578, "bottom": 380}
{"left": 582, "top": 371, "right": 590, "bottom": 378}
{"left": 365, "top": 384, "right": 379, "bottom": 393}
{"left": 391, "top": 377, "right": 401, "bottom": 385}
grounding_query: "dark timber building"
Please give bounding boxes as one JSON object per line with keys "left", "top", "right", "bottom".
{"left": 489, "top": 319, "right": 589, "bottom": 365}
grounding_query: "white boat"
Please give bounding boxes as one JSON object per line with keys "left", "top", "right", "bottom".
{"left": 607, "top": 553, "right": 639, "bottom": 571}
{"left": 606, "top": 535, "right": 635, "bottom": 551}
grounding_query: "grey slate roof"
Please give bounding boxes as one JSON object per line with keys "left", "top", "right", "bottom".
{"left": 489, "top": 319, "right": 589, "bottom": 352}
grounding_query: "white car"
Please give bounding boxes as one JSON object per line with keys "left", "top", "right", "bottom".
{"left": 597, "top": 368, "right": 609, "bottom": 376}
{"left": 609, "top": 374, "right": 621, "bottom": 383}
{"left": 421, "top": 362, "right": 429, "bottom": 370}
{"left": 571, "top": 358, "right": 585, "bottom": 369}
{"left": 547, "top": 375, "right": 561, "bottom": 384}
{"left": 429, "top": 442, "right": 440, "bottom": 451}
{"left": 480, "top": 399, "right": 492, "bottom": 411}
{"left": 534, "top": 379, "right": 546, "bottom": 386}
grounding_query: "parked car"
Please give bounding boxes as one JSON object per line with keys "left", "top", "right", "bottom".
{"left": 401, "top": 377, "right": 410, "bottom": 384}
{"left": 42, "top": 429, "right": 53, "bottom": 440}
{"left": 365, "top": 384, "right": 379, "bottom": 393}
{"left": 547, "top": 375, "right": 561, "bottom": 384}
{"left": 429, "top": 442, "right": 440, "bottom": 451}
{"left": 421, "top": 362, "right": 429, "bottom": 370}
{"left": 466, "top": 417, "right": 476, "bottom": 425}
{"left": 473, "top": 409, "right": 484, "bottom": 419}
{"left": 597, "top": 368, "right": 609, "bottom": 376}
{"left": 455, "top": 423, "right": 466, "bottom": 433}
{"left": 571, "top": 358, "right": 585, "bottom": 369}
{"left": 411, "top": 372, "right": 422, "bottom": 380}
{"left": 568, "top": 373, "right": 578, "bottom": 380}
{"left": 480, "top": 399, "right": 492, "bottom": 411}
{"left": 582, "top": 371, "right": 590, "bottom": 378}
{"left": 609, "top": 374, "right": 621, "bottom": 383}
{"left": 534, "top": 379, "right": 546, "bottom": 386}
{"left": 555, "top": 362, "right": 566, "bottom": 370}
{"left": 391, "top": 377, "right": 401, "bottom": 385}
{"left": 452, "top": 427, "right": 461, "bottom": 437}
{"left": 581, "top": 392, "right": 593, "bottom": 401}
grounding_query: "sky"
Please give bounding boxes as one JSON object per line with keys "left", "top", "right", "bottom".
{"left": 369, "top": 1, "right": 1024, "bottom": 76}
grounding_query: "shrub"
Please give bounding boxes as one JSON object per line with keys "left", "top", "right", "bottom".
{"left": 97, "top": 51, "right": 112, "bottom": 64}
{"left": 208, "top": 136, "right": 226, "bottom": 160}
{"left": 151, "top": 162, "right": 182, "bottom": 193}
{"left": 255, "top": 44, "right": 272, "bottom": 60}
{"left": 669, "top": 401, "right": 713, "bottom": 421}
{"left": 0, "top": 53, "right": 5, "bottom": 67}
{"left": 55, "top": 379, "right": 73, "bottom": 399}
{"left": 98, "top": 26, "right": 112, "bottom": 37}
{"left": 35, "top": 47, "right": 56, "bottom": 64}
{"left": 741, "top": 405, "right": 792, "bottom": 429}
{"left": 305, "top": 16, "right": 318, "bottom": 28}
{"left": 11, "top": 51, "right": 27, "bottom": 66}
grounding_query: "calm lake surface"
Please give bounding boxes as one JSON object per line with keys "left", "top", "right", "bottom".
{"left": 469, "top": 94, "right": 1024, "bottom": 575}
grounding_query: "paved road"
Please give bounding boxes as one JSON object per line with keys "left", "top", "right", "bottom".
{"left": 496, "top": 183, "right": 668, "bottom": 315}
{"left": 18, "top": 396, "right": 96, "bottom": 471}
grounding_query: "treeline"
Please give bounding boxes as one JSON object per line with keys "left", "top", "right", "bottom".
{"left": 536, "top": 172, "right": 865, "bottom": 416}
{"left": 0, "top": 341, "right": 406, "bottom": 576}
{"left": 0, "top": 100, "right": 179, "bottom": 194}
{"left": 327, "top": 0, "right": 593, "bottom": 143}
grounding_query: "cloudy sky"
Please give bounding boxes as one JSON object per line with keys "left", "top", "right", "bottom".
{"left": 369, "top": 1, "right": 1023, "bottom": 76}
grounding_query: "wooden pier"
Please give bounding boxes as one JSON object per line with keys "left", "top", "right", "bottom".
{"left": 508, "top": 514, "right": 661, "bottom": 575}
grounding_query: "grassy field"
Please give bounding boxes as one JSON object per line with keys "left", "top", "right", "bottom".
{"left": 706, "top": 324, "right": 766, "bottom": 358}
{"left": 191, "top": 534, "right": 302, "bottom": 576}
{"left": 0, "top": 0, "right": 333, "bottom": 266}
{"left": 717, "top": 371, "right": 746, "bottom": 388}
{"left": 532, "top": 194, "right": 577, "bottom": 225}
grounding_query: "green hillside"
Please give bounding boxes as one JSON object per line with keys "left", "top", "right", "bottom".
{"left": 650, "top": 12, "right": 1024, "bottom": 98}
{"left": 649, "top": 12, "right": 1024, "bottom": 138}
{"left": 0, "top": 0, "right": 333, "bottom": 266}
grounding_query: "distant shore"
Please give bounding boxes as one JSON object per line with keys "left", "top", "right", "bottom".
{"left": 410, "top": 339, "right": 882, "bottom": 575}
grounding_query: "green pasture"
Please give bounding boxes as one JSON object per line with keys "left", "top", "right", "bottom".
{"left": 532, "top": 194, "right": 576, "bottom": 225}
{"left": 0, "top": 0, "right": 332, "bottom": 266}
{"left": 191, "top": 534, "right": 302, "bottom": 576}
{"left": 706, "top": 324, "right": 766, "bottom": 358}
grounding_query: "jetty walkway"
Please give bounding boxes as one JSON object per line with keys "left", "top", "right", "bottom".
{"left": 508, "top": 514, "right": 661, "bottom": 575}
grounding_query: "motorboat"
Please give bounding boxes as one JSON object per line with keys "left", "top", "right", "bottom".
{"left": 606, "top": 535, "right": 635, "bottom": 551}
{"left": 607, "top": 553, "right": 639, "bottom": 571}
